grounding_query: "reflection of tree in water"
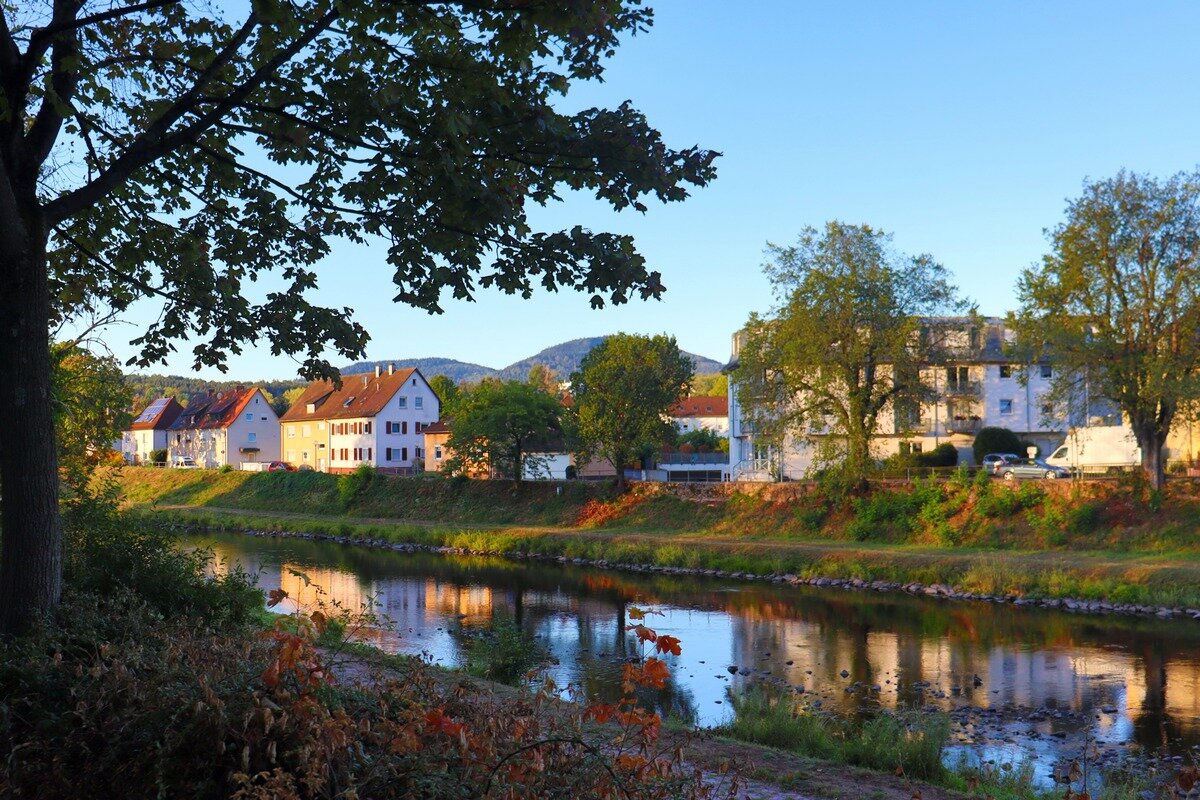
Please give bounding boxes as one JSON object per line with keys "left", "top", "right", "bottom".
{"left": 191, "top": 531, "right": 1200, "bottom": 752}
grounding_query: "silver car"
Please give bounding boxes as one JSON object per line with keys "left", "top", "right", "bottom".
{"left": 997, "top": 458, "right": 1070, "bottom": 481}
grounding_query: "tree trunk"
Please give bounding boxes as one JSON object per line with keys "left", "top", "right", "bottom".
{"left": 1131, "top": 422, "right": 1167, "bottom": 490}
{"left": 0, "top": 225, "right": 63, "bottom": 637}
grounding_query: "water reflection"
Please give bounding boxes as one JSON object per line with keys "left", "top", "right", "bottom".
{"left": 197, "top": 532, "right": 1200, "bottom": 776}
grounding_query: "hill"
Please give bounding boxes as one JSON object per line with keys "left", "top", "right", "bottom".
{"left": 344, "top": 336, "right": 724, "bottom": 383}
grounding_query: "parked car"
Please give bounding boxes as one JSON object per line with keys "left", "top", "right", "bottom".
{"left": 173, "top": 457, "right": 200, "bottom": 469}
{"left": 997, "top": 459, "right": 1070, "bottom": 481}
{"left": 981, "top": 453, "right": 1022, "bottom": 474}
{"left": 267, "top": 461, "right": 297, "bottom": 472}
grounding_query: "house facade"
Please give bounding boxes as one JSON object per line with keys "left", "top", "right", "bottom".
{"left": 728, "top": 318, "right": 1079, "bottom": 481}
{"left": 167, "top": 387, "right": 281, "bottom": 468}
{"left": 670, "top": 395, "right": 730, "bottom": 436}
{"left": 121, "top": 397, "right": 184, "bottom": 464}
{"left": 280, "top": 365, "right": 439, "bottom": 474}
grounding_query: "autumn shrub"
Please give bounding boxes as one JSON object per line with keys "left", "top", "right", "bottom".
{"left": 1, "top": 577, "right": 724, "bottom": 800}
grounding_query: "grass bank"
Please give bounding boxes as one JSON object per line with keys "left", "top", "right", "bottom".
{"left": 116, "top": 467, "right": 1200, "bottom": 609}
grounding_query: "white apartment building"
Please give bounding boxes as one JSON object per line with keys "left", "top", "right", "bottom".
{"left": 728, "top": 318, "right": 1081, "bottom": 481}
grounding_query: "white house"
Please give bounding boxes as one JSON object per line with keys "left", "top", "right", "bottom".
{"left": 670, "top": 395, "right": 730, "bottom": 436}
{"left": 280, "top": 365, "right": 440, "bottom": 474}
{"left": 121, "top": 396, "right": 184, "bottom": 464}
{"left": 167, "top": 386, "right": 281, "bottom": 468}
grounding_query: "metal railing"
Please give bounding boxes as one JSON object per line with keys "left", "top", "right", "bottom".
{"left": 944, "top": 418, "right": 984, "bottom": 435}
{"left": 944, "top": 380, "right": 982, "bottom": 396}
{"left": 658, "top": 451, "right": 728, "bottom": 466}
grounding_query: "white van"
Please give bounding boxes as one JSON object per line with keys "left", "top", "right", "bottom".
{"left": 1045, "top": 426, "right": 1141, "bottom": 474}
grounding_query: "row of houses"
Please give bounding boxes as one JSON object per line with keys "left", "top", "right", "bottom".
{"left": 120, "top": 365, "right": 732, "bottom": 476}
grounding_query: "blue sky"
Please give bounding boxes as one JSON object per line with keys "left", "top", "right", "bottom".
{"left": 105, "top": 1, "right": 1200, "bottom": 379}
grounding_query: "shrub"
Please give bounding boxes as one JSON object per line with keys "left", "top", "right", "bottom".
{"left": 915, "top": 442, "right": 958, "bottom": 468}
{"left": 149, "top": 448, "right": 168, "bottom": 465}
{"left": 62, "top": 474, "right": 260, "bottom": 626}
{"left": 461, "top": 616, "right": 547, "bottom": 684}
{"left": 972, "top": 427, "right": 1024, "bottom": 464}
{"left": 336, "top": 462, "right": 377, "bottom": 508}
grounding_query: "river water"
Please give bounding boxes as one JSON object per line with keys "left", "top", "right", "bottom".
{"left": 190, "top": 531, "right": 1200, "bottom": 784}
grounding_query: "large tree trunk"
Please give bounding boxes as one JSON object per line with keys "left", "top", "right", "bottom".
{"left": 0, "top": 221, "right": 62, "bottom": 637}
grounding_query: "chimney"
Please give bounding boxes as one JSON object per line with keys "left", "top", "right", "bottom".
{"left": 362, "top": 374, "right": 369, "bottom": 387}
{"left": 374, "top": 365, "right": 381, "bottom": 378}
{"left": 387, "top": 363, "right": 395, "bottom": 375}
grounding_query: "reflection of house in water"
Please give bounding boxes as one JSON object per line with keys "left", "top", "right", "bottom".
{"left": 729, "top": 612, "right": 1200, "bottom": 748}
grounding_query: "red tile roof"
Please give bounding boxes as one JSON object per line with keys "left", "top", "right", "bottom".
{"left": 169, "top": 386, "right": 267, "bottom": 430}
{"left": 129, "top": 397, "right": 184, "bottom": 431}
{"left": 423, "top": 420, "right": 452, "bottom": 434}
{"left": 280, "top": 368, "right": 424, "bottom": 422}
{"left": 670, "top": 396, "right": 728, "bottom": 418}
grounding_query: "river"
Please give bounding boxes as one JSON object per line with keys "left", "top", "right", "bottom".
{"left": 189, "top": 530, "right": 1200, "bottom": 785}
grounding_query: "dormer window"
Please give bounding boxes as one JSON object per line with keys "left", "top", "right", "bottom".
{"left": 343, "top": 396, "right": 355, "bottom": 408}
{"left": 306, "top": 403, "right": 316, "bottom": 413}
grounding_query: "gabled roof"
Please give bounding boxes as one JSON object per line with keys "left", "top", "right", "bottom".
{"left": 280, "top": 368, "right": 422, "bottom": 422}
{"left": 169, "top": 386, "right": 267, "bottom": 431}
{"left": 423, "top": 419, "right": 452, "bottom": 434}
{"left": 670, "top": 396, "right": 728, "bottom": 418}
{"left": 129, "top": 397, "right": 184, "bottom": 431}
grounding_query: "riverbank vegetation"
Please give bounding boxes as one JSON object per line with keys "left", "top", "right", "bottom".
{"left": 116, "top": 467, "right": 1200, "bottom": 608}
{"left": 0, "top": 489, "right": 724, "bottom": 799}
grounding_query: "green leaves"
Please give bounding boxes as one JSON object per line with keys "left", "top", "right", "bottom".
{"left": 13, "top": 0, "right": 715, "bottom": 381}
{"left": 569, "top": 333, "right": 694, "bottom": 479}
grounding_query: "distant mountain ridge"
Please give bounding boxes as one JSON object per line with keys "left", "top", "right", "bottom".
{"left": 343, "top": 336, "right": 724, "bottom": 383}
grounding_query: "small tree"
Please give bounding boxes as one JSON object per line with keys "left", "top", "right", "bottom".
{"left": 526, "top": 364, "right": 560, "bottom": 396}
{"left": 570, "top": 333, "right": 693, "bottom": 487}
{"left": 735, "top": 222, "right": 965, "bottom": 490}
{"left": 1014, "top": 170, "right": 1200, "bottom": 488}
{"left": 445, "top": 381, "right": 561, "bottom": 482}
{"left": 51, "top": 344, "right": 132, "bottom": 488}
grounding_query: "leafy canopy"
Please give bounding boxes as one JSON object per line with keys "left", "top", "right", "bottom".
{"left": 570, "top": 333, "right": 693, "bottom": 479}
{"left": 1013, "top": 170, "right": 1200, "bottom": 486}
{"left": 51, "top": 344, "right": 132, "bottom": 486}
{"left": 5, "top": 0, "right": 717, "bottom": 378}
{"left": 734, "top": 222, "right": 965, "bottom": 485}
{"left": 444, "top": 380, "right": 562, "bottom": 481}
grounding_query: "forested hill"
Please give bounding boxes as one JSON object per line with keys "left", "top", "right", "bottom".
{"left": 344, "top": 336, "right": 724, "bottom": 382}
{"left": 124, "top": 338, "right": 724, "bottom": 411}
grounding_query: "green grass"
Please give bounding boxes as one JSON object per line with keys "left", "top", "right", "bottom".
{"left": 720, "top": 689, "right": 949, "bottom": 781}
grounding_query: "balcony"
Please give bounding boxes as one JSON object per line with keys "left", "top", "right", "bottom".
{"left": 944, "top": 380, "right": 982, "bottom": 397}
{"left": 945, "top": 417, "right": 984, "bottom": 435}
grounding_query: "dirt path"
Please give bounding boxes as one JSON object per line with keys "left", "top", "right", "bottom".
{"left": 324, "top": 648, "right": 968, "bottom": 800}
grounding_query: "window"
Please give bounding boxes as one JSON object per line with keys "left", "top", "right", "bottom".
{"left": 398, "top": 397, "right": 407, "bottom": 409}
{"left": 999, "top": 365, "right": 1012, "bottom": 379}
{"left": 288, "top": 428, "right": 296, "bottom": 439}
{"left": 302, "top": 424, "right": 311, "bottom": 437}
{"left": 287, "top": 450, "right": 295, "bottom": 461}
{"left": 365, "top": 421, "right": 372, "bottom": 434}
{"left": 245, "top": 412, "right": 253, "bottom": 421}
{"left": 343, "top": 397, "right": 355, "bottom": 408}
{"left": 435, "top": 446, "right": 442, "bottom": 460}
{"left": 999, "top": 399, "right": 1013, "bottom": 415}
{"left": 415, "top": 397, "right": 423, "bottom": 409}
{"left": 318, "top": 422, "right": 325, "bottom": 430}
{"left": 248, "top": 432, "right": 257, "bottom": 442}
{"left": 1040, "top": 364, "right": 1053, "bottom": 379}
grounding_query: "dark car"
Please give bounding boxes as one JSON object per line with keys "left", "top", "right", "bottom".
{"left": 981, "top": 453, "right": 1022, "bottom": 474}
{"left": 997, "top": 458, "right": 1070, "bottom": 481}
{"left": 267, "top": 461, "right": 297, "bottom": 472}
